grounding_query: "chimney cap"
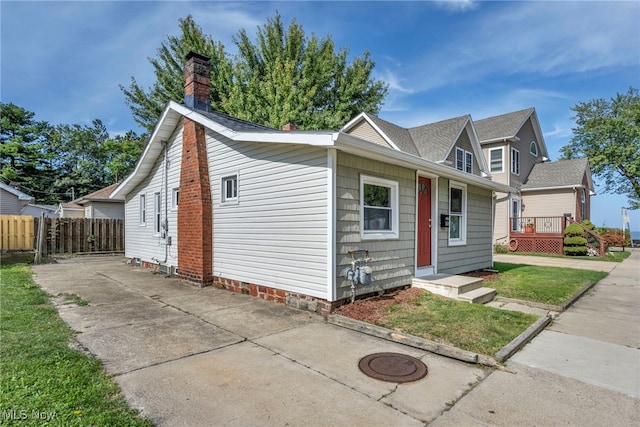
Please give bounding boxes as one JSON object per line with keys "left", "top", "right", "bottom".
{"left": 186, "top": 51, "right": 210, "bottom": 62}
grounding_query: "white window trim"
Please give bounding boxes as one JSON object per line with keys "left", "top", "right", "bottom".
{"left": 139, "top": 193, "right": 146, "bottom": 226}
{"left": 530, "top": 141, "right": 538, "bottom": 157}
{"left": 360, "top": 175, "right": 399, "bottom": 240}
{"left": 489, "top": 147, "right": 504, "bottom": 173}
{"left": 448, "top": 181, "right": 467, "bottom": 246}
{"left": 511, "top": 148, "right": 520, "bottom": 176}
{"left": 171, "top": 188, "right": 179, "bottom": 211}
{"left": 221, "top": 172, "right": 239, "bottom": 205}
{"left": 455, "top": 147, "right": 473, "bottom": 174}
{"left": 153, "top": 192, "right": 161, "bottom": 236}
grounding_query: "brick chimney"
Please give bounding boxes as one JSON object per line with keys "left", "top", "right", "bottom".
{"left": 178, "top": 52, "right": 213, "bottom": 286}
{"left": 183, "top": 51, "right": 211, "bottom": 112}
{"left": 282, "top": 123, "right": 298, "bottom": 131}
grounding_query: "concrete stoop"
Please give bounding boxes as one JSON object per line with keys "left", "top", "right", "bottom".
{"left": 412, "top": 274, "right": 496, "bottom": 304}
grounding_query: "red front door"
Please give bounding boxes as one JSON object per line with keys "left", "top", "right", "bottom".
{"left": 417, "top": 177, "right": 432, "bottom": 267}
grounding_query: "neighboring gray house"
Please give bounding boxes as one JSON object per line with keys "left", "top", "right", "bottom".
{"left": 21, "top": 204, "right": 58, "bottom": 218}
{"left": 111, "top": 52, "right": 513, "bottom": 313}
{"left": 57, "top": 183, "right": 125, "bottom": 219}
{"left": 0, "top": 182, "right": 34, "bottom": 215}
{"left": 475, "top": 108, "right": 594, "bottom": 244}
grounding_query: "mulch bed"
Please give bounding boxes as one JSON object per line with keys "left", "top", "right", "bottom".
{"left": 337, "top": 269, "right": 501, "bottom": 324}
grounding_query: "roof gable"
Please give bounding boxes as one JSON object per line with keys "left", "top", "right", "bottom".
{"left": 0, "top": 182, "right": 34, "bottom": 201}
{"left": 474, "top": 108, "right": 534, "bottom": 142}
{"left": 410, "top": 115, "right": 470, "bottom": 161}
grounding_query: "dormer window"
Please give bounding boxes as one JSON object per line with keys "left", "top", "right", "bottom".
{"left": 455, "top": 147, "right": 473, "bottom": 174}
{"left": 530, "top": 141, "right": 538, "bottom": 157}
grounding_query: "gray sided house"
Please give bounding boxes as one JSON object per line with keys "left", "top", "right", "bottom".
{"left": 112, "top": 53, "right": 512, "bottom": 314}
{"left": 57, "top": 183, "right": 125, "bottom": 219}
{"left": 475, "top": 108, "right": 594, "bottom": 244}
{"left": 0, "top": 182, "right": 34, "bottom": 215}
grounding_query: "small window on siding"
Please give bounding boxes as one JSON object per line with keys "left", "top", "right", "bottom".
{"left": 153, "top": 192, "right": 161, "bottom": 235}
{"left": 360, "top": 175, "right": 399, "bottom": 240}
{"left": 172, "top": 188, "right": 179, "bottom": 209}
{"left": 511, "top": 148, "right": 520, "bottom": 175}
{"left": 139, "top": 194, "right": 146, "bottom": 225}
{"left": 489, "top": 148, "right": 503, "bottom": 173}
{"left": 222, "top": 175, "right": 238, "bottom": 203}
{"left": 530, "top": 141, "right": 538, "bottom": 156}
{"left": 455, "top": 147, "right": 473, "bottom": 174}
{"left": 449, "top": 182, "right": 467, "bottom": 245}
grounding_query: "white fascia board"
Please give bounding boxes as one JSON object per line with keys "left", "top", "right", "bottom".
{"left": 234, "top": 131, "right": 336, "bottom": 146}
{"left": 521, "top": 185, "right": 583, "bottom": 192}
{"left": 340, "top": 112, "right": 368, "bottom": 132}
{"left": 341, "top": 112, "right": 400, "bottom": 151}
{"left": 467, "top": 120, "right": 491, "bottom": 174}
{"left": 111, "top": 103, "right": 181, "bottom": 199}
{"left": 528, "top": 110, "right": 549, "bottom": 159}
{"left": 479, "top": 136, "right": 520, "bottom": 145}
{"left": 335, "top": 132, "right": 514, "bottom": 193}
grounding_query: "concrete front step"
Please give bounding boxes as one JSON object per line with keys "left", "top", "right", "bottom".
{"left": 412, "top": 274, "right": 483, "bottom": 298}
{"left": 412, "top": 274, "right": 496, "bottom": 304}
{"left": 457, "top": 287, "right": 496, "bottom": 304}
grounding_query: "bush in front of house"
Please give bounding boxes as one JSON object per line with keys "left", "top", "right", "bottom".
{"left": 494, "top": 243, "right": 509, "bottom": 254}
{"left": 581, "top": 219, "right": 596, "bottom": 231}
{"left": 597, "top": 228, "right": 631, "bottom": 247}
{"left": 563, "top": 223, "right": 588, "bottom": 256}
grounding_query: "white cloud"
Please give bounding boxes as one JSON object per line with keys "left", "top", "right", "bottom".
{"left": 434, "top": 0, "right": 479, "bottom": 13}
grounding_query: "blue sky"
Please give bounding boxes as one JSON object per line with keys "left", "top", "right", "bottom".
{"left": 2, "top": 1, "right": 639, "bottom": 230}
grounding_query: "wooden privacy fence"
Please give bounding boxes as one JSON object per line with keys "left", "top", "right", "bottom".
{"left": 34, "top": 218, "right": 125, "bottom": 255}
{"left": 0, "top": 215, "right": 35, "bottom": 250}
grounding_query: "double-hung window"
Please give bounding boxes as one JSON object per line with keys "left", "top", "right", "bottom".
{"left": 172, "top": 188, "right": 179, "bottom": 210}
{"left": 511, "top": 148, "right": 520, "bottom": 175}
{"left": 455, "top": 147, "right": 473, "bottom": 174}
{"left": 449, "top": 181, "right": 467, "bottom": 245}
{"left": 360, "top": 175, "right": 399, "bottom": 240}
{"left": 489, "top": 148, "right": 503, "bottom": 173}
{"left": 139, "top": 194, "right": 146, "bottom": 225}
{"left": 153, "top": 192, "right": 161, "bottom": 235}
{"left": 221, "top": 174, "right": 238, "bottom": 203}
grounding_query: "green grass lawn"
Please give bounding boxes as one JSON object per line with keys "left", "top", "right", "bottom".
{"left": 490, "top": 262, "right": 608, "bottom": 305}
{"left": 379, "top": 292, "right": 539, "bottom": 356}
{"left": 0, "top": 264, "right": 152, "bottom": 426}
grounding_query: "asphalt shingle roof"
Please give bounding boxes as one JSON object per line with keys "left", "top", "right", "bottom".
{"left": 363, "top": 113, "right": 419, "bottom": 156}
{"left": 474, "top": 108, "right": 534, "bottom": 143}
{"left": 196, "top": 108, "right": 276, "bottom": 132}
{"left": 522, "top": 158, "right": 591, "bottom": 190}
{"left": 409, "top": 115, "right": 470, "bottom": 161}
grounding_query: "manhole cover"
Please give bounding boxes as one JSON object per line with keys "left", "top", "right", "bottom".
{"left": 358, "top": 352, "right": 428, "bottom": 383}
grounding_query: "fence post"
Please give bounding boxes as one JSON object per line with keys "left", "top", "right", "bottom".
{"left": 34, "top": 213, "right": 47, "bottom": 264}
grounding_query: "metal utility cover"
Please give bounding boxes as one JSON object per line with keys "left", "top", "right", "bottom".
{"left": 358, "top": 352, "right": 428, "bottom": 383}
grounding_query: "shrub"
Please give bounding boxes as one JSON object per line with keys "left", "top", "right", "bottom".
{"left": 494, "top": 243, "right": 509, "bottom": 254}
{"left": 581, "top": 219, "right": 596, "bottom": 231}
{"left": 599, "top": 229, "right": 631, "bottom": 247}
{"left": 563, "top": 223, "right": 587, "bottom": 256}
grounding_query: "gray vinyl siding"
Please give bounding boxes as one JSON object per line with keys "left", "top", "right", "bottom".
{"left": 347, "top": 120, "right": 393, "bottom": 148}
{"left": 85, "top": 202, "right": 124, "bottom": 219}
{"left": 446, "top": 129, "right": 482, "bottom": 176}
{"left": 512, "top": 119, "right": 542, "bottom": 186}
{"left": 124, "top": 124, "right": 182, "bottom": 269}
{"left": 0, "top": 188, "right": 21, "bottom": 215}
{"left": 207, "top": 131, "right": 329, "bottom": 299}
{"left": 437, "top": 179, "right": 493, "bottom": 274}
{"left": 335, "top": 152, "right": 415, "bottom": 301}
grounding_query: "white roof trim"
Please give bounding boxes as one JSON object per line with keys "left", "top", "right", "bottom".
{"left": 341, "top": 112, "right": 401, "bottom": 151}
{"left": 442, "top": 117, "right": 491, "bottom": 177}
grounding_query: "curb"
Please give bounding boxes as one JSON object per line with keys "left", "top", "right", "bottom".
{"left": 493, "top": 314, "right": 551, "bottom": 362}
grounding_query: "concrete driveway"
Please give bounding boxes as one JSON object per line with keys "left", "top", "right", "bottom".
{"left": 32, "top": 252, "right": 639, "bottom": 426}
{"left": 33, "top": 257, "right": 486, "bottom": 426}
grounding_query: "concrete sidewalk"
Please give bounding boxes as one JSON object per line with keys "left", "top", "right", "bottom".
{"left": 33, "top": 257, "right": 486, "bottom": 426}
{"left": 432, "top": 249, "right": 640, "bottom": 426}
{"left": 494, "top": 253, "right": 619, "bottom": 272}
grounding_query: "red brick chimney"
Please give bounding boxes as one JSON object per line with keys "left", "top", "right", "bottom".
{"left": 282, "top": 123, "right": 298, "bottom": 131}
{"left": 178, "top": 52, "right": 213, "bottom": 286}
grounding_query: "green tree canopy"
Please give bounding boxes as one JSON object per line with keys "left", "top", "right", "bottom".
{"left": 121, "top": 13, "right": 388, "bottom": 132}
{"left": 1, "top": 103, "right": 145, "bottom": 205}
{"left": 561, "top": 87, "right": 640, "bottom": 209}
{"left": 0, "top": 102, "right": 55, "bottom": 199}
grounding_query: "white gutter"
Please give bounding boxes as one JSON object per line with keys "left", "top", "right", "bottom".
{"left": 334, "top": 132, "right": 515, "bottom": 194}
{"left": 521, "top": 184, "right": 587, "bottom": 192}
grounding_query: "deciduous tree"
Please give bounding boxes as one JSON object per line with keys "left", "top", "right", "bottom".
{"left": 561, "top": 87, "right": 640, "bottom": 209}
